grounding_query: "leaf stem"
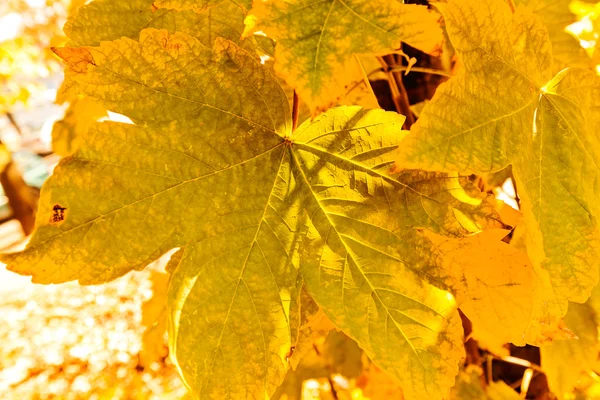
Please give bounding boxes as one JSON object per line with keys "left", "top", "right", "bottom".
{"left": 5, "top": 112, "right": 23, "bottom": 136}
{"left": 292, "top": 89, "right": 299, "bottom": 132}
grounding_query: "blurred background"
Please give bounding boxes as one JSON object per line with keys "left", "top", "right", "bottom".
{"left": 1, "top": 0, "right": 600, "bottom": 399}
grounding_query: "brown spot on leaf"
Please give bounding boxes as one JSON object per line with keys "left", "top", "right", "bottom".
{"left": 50, "top": 204, "right": 67, "bottom": 224}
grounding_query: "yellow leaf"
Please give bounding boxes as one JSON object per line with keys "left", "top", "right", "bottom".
{"left": 516, "top": 0, "right": 593, "bottom": 70}
{"left": 244, "top": 0, "right": 442, "bottom": 112}
{"left": 541, "top": 301, "right": 599, "bottom": 398}
{"left": 398, "top": 0, "right": 600, "bottom": 340}
{"left": 426, "top": 229, "right": 534, "bottom": 345}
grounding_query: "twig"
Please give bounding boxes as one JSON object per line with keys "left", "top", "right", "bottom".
{"left": 0, "top": 157, "right": 37, "bottom": 235}
{"left": 494, "top": 355, "right": 544, "bottom": 373}
{"left": 394, "top": 72, "right": 415, "bottom": 128}
{"left": 486, "top": 355, "right": 493, "bottom": 383}
{"left": 5, "top": 112, "right": 23, "bottom": 136}
{"left": 389, "top": 65, "right": 453, "bottom": 78}
{"left": 384, "top": 54, "right": 415, "bottom": 128}
{"left": 328, "top": 377, "right": 340, "bottom": 400}
{"left": 377, "top": 56, "right": 415, "bottom": 128}
{"left": 291, "top": 90, "right": 299, "bottom": 132}
{"left": 520, "top": 368, "right": 534, "bottom": 398}
{"left": 506, "top": 0, "right": 516, "bottom": 13}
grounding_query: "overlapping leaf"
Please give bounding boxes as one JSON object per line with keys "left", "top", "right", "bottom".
{"left": 541, "top": 301, "right": 599, "bottom": 398}
{"left": 1, "top": 26, "right": 512, "bottom": 399}
{"left": 426, "top": 229, "right": 534, "bottom": 345}
{"left": 397, "top": 0, "right": 600, "bottom": 340}
{"left": 516, "top": 0, "right": 593, "bottom": 70}
{"left": 243, "top": 0, "right": 442, "bottom": 111}
{"left": 65, "top": 0, "right": 257, "bottom": 51}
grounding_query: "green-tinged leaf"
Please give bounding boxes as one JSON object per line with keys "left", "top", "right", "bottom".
{"left": 52, "top": 96, "right": 107, "bottom": 157}
{"left": 397, "top": 0, "right": 600, "bottom": 337}
{"left": 541, "top": 302, "right": 599, "bottom": 398}
{"left": 516, "top": 0, "right": 593, "bottom": 70}
{"left": 154, "top": 0, "right": 252, "bottom": 13}
{"left": 65, "top": 0, "right": 258, "bottom": 52}
{"left": 4, "top": 29, "right": 509, "bottom": 399}
{"left": 243, "top": 0, "right": 442, "bottom": 111}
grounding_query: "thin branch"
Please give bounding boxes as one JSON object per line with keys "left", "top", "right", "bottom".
{"left": 368, "top": 66, "right": 453, "bottom": 79}
{"left": 382, "top": 54, "right": 415, "bottom": 129}
{"left": 0, "top": 157, "right": 37, "bottom": 235}
{"left": 390, "top": 65, "right": 453, "bottom": 78}
{"left": 5, "top": 112, "right": 23, "bottom": 136}
{"left": 291, "top": 90, "right": 299, "bottom": 132}
{"left": 394, "top": 72, "right": 415, "bottom": 128}
{"left": 493, "top": 355, "right": 544, "bottom": 373}
{"left": 506, "top": 0, "right": 516, "bottom": 13}
{"left": 520, "top": 368, "right": 534, "bottom": 399}
{"left": 376, "top": 56, "right": 405, "bottom": 119}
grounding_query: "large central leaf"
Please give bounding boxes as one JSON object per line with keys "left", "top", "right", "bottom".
{"left": 2, "top": 29, "right": 506, "bottom": 399}
{"left": 397, "top": 0, "right": 600, "bottom": 340}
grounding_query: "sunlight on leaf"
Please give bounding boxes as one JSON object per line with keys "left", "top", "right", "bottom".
{"left": 397, "top": 0, "right": 600, "bottom": 343}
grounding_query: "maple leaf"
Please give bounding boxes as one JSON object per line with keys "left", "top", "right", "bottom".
{"left": 1, "top": 29, "right": 508, "bottom": 399}
{"left": 243, "top": 0, "right": 442, "bottom": 112}
{"left": 396, "top": 0, "right": 600, "bottom": 337}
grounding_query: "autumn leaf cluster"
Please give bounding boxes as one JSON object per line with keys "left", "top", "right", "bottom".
{"left": 3, "top": 0, "right": 600, "bottom": 399}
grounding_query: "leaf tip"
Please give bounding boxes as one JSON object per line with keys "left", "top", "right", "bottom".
{"left": 53, "top": 47, "right": 96, "bottom": 73}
